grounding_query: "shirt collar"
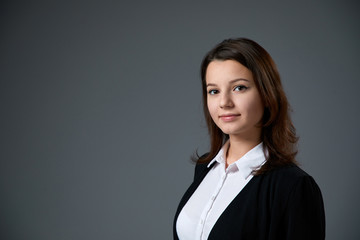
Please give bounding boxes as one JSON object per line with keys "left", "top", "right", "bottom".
{"left": 207, "top": 141, "right": 229, "bottom": 167}
{"left": 207, "top": 141, "right": 266, "bottom": 179}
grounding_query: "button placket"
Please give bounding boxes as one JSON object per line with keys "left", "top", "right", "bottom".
{"left": 199, "top": 170, "right": 228, "bottom": 239}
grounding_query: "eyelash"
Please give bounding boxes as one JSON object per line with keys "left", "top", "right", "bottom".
{"left": 208, "top": 89, "right": 219, "bottom": 95}
{"left": 234, "top": 85, "right": 248, "bottom": 91}
{"left": 208, "top": 85, "right": 248, "bottom": 95}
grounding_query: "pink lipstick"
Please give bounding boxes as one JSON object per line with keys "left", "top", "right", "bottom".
{"left": 219, "top": 114, "right": 240, "bottom": 122}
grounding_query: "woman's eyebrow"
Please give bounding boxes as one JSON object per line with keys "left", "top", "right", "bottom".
{"left": 206, "top": 78, "right": 250, "bottom": 87}
{"left": 229, "top": 78, "right": 250, "bottom": 83}
{"left": 206, "top": 83, "right": 217, "bottom": 87}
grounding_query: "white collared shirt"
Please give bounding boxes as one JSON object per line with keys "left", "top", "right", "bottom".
{"left": 176, "top": 142, "right": 266, "bottom": 240}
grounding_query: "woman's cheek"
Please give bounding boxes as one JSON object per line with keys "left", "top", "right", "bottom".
{"left": 208, "top": 105, "right": 219, "bottom": 125}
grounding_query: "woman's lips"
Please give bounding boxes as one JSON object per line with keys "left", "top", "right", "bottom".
{"left": 219, "top": 114, "right": 240, "bottom": 122}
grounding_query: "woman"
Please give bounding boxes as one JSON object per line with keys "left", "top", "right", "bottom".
{"left": 173, "top": 38, "right": 325, "bottom": 240}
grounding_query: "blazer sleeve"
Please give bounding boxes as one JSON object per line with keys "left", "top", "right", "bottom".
{"left": 283, "top": 175, "right": 326, "bottom": 240}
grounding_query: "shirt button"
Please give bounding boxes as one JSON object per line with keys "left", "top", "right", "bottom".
{"left": 211, "top": 196, "right": 215, "bottom": 201}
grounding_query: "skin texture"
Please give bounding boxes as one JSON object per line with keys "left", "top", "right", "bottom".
{"left": 205, "top": 60, "right": 264, "bottom": 166}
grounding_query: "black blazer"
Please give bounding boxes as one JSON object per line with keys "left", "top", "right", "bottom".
{"left": 173, "top": 163, "right": 325, "bottom": 240}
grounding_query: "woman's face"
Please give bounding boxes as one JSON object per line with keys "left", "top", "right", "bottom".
{"left": 206, "top": 60, "right": 264, "bottom": 140}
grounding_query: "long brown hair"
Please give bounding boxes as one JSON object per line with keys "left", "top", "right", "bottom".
{"left": 196, "top": 38, "right": 298, "bottom": 175}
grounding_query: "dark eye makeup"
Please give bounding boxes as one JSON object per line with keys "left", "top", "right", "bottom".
{"left": 234, "top": 85, "right": 248, "bottom": 91}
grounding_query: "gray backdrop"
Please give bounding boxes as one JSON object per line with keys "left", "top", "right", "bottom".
{"left": 1, "top": 0, "right": 359, "bottom": 239}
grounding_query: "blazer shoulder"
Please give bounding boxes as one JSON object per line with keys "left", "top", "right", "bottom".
{"left": 193, "top": 153, "right": 212, "bottom": 180}
{"left": 269, "top": 165, "right": 326, "bottom": 239}
{"left": 261, "top": 164, "right": 319, "bottom": 192}
{"left": 194, "top": 161, "right": 210, "bottom": 180}
{"left": 267, "top": 163, "right": 311, "bottom": 179}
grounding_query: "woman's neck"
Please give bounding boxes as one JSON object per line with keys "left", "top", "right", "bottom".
{"left": 225, "top": 135, "right": 261, "bottom": 168}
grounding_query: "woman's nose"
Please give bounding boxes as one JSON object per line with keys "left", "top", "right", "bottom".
{"left": 220, "top": 93, "right": 234, "bottom": 108}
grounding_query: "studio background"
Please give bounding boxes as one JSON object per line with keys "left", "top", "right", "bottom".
{"left": 1, "top": 0, "right": 359, "bottom": 239}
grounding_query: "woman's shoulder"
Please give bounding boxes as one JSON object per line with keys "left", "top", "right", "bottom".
{"left": 259, "top": 163, "right": 322, "bottom": 197}
{"left": 193, "top": 162, "right": 211, "bottom": 181}
{"left": 192, "top": 153, "right": 212, "bottom": 179}
{"left": 266, "top": 163, "right": 310, "bottom": 178}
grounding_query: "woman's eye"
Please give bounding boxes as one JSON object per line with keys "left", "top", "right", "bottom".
{"left": 234, "top": 85, "right": 248, "bottom": 91}
{"left": 208, "top": 89, "right": 218, "bottom": 95}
